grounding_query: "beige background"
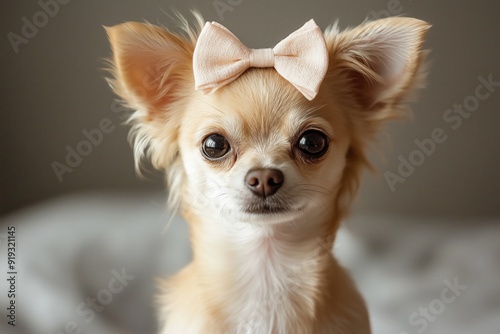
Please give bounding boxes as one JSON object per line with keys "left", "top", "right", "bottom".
{"left": 1, "top": 0, "right": 499, "bottom": 217}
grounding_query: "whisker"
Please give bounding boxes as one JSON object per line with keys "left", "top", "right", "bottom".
{"left": 294, "top": 183, "right": 334, "bottom": 195}
{"left": 161, "top": 200, "right": 180, "bottom": 235}
{"left": 300, "top": 103, "right": 327, "bottom": 117}
{"left": 194, "top": 98, "right": 227, "bottom": 116}
{"left": 216, "top": 195, "right": 235, "bottom": 226}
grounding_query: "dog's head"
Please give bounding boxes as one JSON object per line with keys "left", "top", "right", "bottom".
{"left": 106, "top": 14, "right": 429, "bottom": 230}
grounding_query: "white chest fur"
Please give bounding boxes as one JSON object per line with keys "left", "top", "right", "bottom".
{"left": 162, "top": 217, "right": 370, "bottom": 334}
{"left": 206, "top": 222, "right": 328, "bottom": 334}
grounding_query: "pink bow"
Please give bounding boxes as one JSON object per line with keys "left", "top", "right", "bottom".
{"left": 193, "top": 19, "right": 329, "bottom": 100}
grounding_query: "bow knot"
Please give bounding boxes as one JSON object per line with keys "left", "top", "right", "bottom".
{"left": 193, "top": 20, "right": 329, "bottom": 100}
{"left": 250, "top": 48, "right": 275, "bottom": 67}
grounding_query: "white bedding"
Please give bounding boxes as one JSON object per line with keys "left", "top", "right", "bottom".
{"left": 0, "top": 193, "right": 498, "bottom": 334}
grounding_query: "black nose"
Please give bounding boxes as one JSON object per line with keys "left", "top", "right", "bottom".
{"left": 245, "top": 168, "right": 284, "bottom": 198}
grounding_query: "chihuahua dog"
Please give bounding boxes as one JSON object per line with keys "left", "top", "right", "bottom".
{"left": 106, "top": 13, "right": 429, "bottom": 334}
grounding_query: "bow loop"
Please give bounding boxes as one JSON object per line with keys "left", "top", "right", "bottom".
{"left": 193, "top": 20, "right": 329, "bottom": 100}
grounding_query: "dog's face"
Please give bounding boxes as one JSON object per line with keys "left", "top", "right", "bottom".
{"left": 178, "top": 70, "right": 350, "bottom": 225}
{"left": 106, "top": 16, "right": 429, "bottom": 229}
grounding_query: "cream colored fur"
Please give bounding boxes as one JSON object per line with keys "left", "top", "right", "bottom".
{"left": 106, "top": 13, "right": 429, "bottom": 334}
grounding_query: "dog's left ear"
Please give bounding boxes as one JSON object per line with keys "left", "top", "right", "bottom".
{"left": 324, "top": 18, "right": 430, "bottom": 220}
{"left": 326, "top": 17, "right": 431, "bottom": 116}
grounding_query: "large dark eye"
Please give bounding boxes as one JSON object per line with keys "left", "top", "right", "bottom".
{"left": 202, "top": 134, "right": 230, "bottom": 160}
{"left": 297, "top": 130, "right": 329, "bottom": 159}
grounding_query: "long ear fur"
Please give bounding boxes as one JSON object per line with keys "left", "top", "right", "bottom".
{"left": 105, "top": 13, "right": 204, "bottom": 209}
{"left": 324, "top": 17, "right": 431, "bottom": 220}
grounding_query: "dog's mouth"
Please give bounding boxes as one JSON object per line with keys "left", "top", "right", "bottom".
{"left": 242, "top": 199, "right": 290, "bottom": 215}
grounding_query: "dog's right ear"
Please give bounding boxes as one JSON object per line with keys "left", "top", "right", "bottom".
{"left": 105, "top": 22, "right": 196, "bottom": 169}
{"left": 105, "top": 22, "right": 194, "bottom": 119}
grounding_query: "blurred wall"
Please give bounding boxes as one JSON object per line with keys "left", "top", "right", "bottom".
{"left": 1, "top": 0, "right": 499, "bottom": 217}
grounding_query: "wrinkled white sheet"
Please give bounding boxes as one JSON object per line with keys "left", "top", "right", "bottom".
{"left": 0, "top": 193, "right": 498, "bottom": 334}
